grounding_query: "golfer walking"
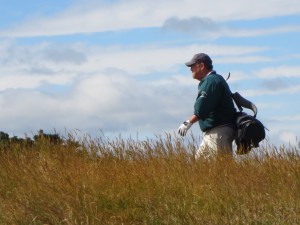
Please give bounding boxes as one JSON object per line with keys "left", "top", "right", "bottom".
{"left": 178, "top": 53, "right": 237, "bottom": 158}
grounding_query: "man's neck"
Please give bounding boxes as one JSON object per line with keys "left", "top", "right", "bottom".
{"left": 201, "top": 70, "right": 214, "bottom": 81}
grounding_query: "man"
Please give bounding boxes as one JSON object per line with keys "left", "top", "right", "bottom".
{"left": 178, "top": 53, "right": 236, "bottom": 158}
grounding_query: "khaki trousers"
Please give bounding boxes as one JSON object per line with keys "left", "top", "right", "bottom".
{"left": 195, "top": 125, "right": 235, "bottom": 159}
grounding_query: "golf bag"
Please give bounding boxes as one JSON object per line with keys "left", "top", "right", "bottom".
{"left": 232, "top": 92, "right": 266, "bottom": 154}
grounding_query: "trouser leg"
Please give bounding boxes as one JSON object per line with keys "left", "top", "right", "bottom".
{"left": 195, "top": 126, "right": 235, "bottom": 159}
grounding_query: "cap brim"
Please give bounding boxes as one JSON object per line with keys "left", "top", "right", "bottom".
{"left": 185, "top": 61, "right": 194, "bottom": 67}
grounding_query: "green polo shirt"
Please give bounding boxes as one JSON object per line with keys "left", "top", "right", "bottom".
{"left": 194, "top": 71, "right": 236, "bottom": 132}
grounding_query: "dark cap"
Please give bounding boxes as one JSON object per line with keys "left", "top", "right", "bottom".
{"left": 185, "top": 53, "right": 212, "bottom": 67}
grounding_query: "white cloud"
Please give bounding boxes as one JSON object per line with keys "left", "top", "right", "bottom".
{"left": 161, "top": 17, "right": 220, "bottom": 37}
{"left": 222, "top": 25, "right": 300, "bottom": 38}
{"left": 0, "top": 37, "right": 299, "bottom": 144}
{"left": 0, "top": 41, "right": 200, "bottom": 135}
{"left": 162, "top": 17, "right": 300, "bottom": 40}
{"left": 279, "top": 131, "right": 298, "bottom": 146}
{"left": 256, "top": 66, "right": 300, "bottom": 79}
{"left": 255, "top": 102, "right": 283, "bottom": 110}
{"left": 0, "top": 71, "right": 196, "bottom": 137}
{"left": 1, "top": 42, "right": 268, "bottom": 78}
{"left": 1, "top": 0, "right": 300, "bottom": 37}
{"left": 232, "top": 65, "right": 300, "bottom": 97}
{"left": 269, "top": 114, "right": 300, "bottom": 122}
{"left": 0, "top": 73, "right": 75, "bottom": 91}
{"left": 241, "top": 84, "right": 300, "bottom": 97}
{"left": 217, "top": 56, "right": 272, "bottom": 64}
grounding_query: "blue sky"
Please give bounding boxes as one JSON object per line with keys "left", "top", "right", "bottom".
{"left": 0, "top": 0, "right": 300, "bottom": 147}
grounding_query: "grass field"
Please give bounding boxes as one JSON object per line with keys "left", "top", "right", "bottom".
{"left": 0, "top": 133, "right": 299, "bottom": 224}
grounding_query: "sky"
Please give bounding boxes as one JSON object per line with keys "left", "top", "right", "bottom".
{"left": 0, "top": 0, "right": 300, "bottom": 147}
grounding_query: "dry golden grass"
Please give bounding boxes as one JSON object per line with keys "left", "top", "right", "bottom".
{"left": 0, "top": 134, "right": 299, "bottom": 224}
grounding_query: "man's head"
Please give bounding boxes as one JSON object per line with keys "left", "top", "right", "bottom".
{"left": 185, "top": 53, "right": 213, "bottom": 80}
{"left": 185, "top": 53, "right": 213, "bottom": 69}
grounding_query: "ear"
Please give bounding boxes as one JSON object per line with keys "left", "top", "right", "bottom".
{"left": 199, "top": 62, "right": 205, "bottom": 70}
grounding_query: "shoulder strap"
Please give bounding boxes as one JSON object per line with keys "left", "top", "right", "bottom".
{"left": 224, "top": 73, "right": 258, "bottom": 118}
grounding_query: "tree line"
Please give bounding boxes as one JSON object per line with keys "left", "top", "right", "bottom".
{"left": 0, "top": 130, "right": 76, "bottom": 146}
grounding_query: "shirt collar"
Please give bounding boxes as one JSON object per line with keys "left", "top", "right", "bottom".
{"left": 207, "top": 70, "right": 216, "bottom": 76}
{"left": 200, "top": 70, "right": 216, "bottom": 82}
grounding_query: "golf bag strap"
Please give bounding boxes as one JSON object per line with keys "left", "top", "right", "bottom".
{"left": 231, "top": 92, "right": 257, "bottom": 118}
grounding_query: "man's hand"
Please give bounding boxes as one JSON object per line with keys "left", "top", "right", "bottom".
{"left": 178, "top": 120, "right": 193, "bottom": 136}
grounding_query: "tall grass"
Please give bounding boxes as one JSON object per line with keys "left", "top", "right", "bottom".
{"left": 0, "top": 133, "right": 299, "bottom": 224}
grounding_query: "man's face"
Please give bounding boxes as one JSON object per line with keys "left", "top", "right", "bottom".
{"left": 191, "top": 62, "right": 205, "bottom": 81}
